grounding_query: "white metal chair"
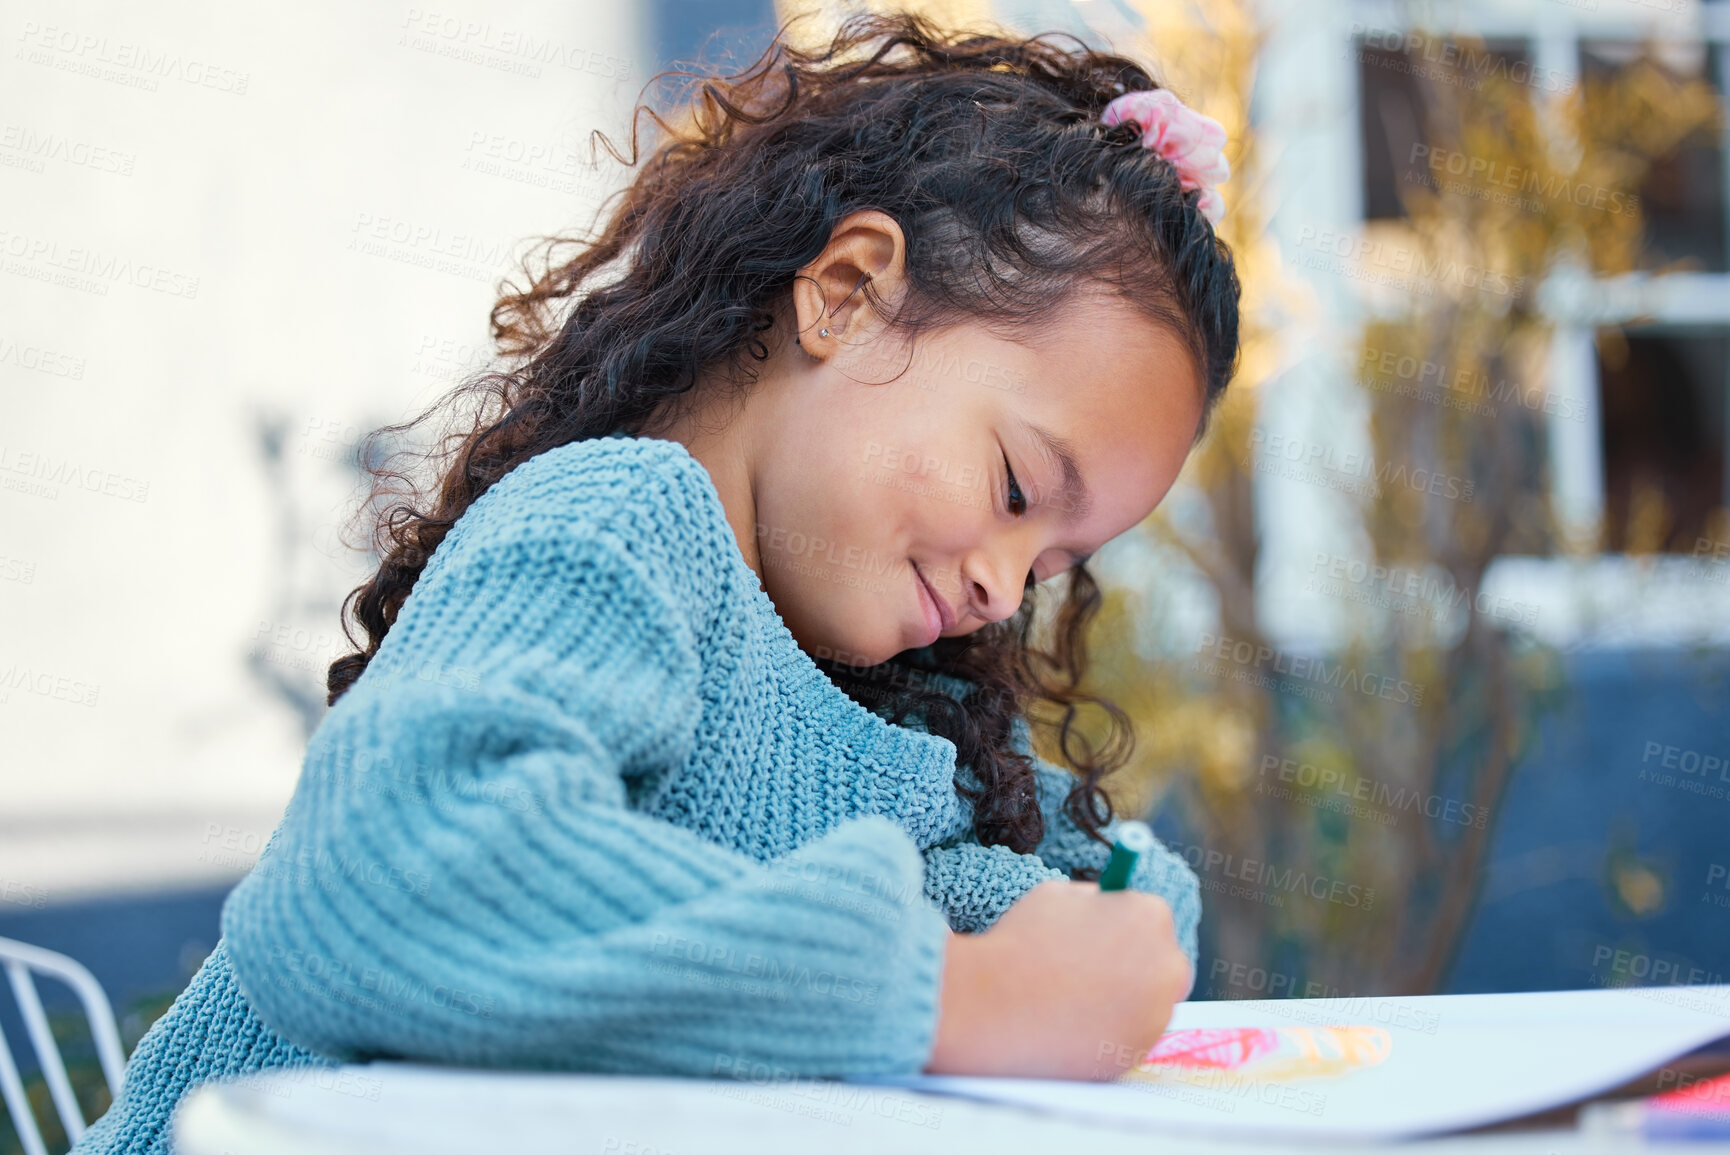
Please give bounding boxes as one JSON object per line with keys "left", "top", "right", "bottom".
{"left": 0, "top": 936, "right": 127, "bottom": 1155}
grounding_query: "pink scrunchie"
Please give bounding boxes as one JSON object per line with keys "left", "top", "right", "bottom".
{"left": 1101, "top": 88, "right": 1230, "bottom": 226}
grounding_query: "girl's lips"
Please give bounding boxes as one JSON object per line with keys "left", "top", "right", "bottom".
{"left": 913, "top": 562, "right": 956, "bottom": 640}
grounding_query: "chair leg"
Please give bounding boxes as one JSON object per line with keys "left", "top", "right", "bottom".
{"left": 0, "top": 1013, "right": 50, "bottom": 1155}
{"left": 8, "top": 962, "right": 89, "bottom": 1144}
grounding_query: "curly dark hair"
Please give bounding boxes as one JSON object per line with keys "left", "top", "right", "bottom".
{"left": 324, "top": 9, "right": 1241, "bottom": 868}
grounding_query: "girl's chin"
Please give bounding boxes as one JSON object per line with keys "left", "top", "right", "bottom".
{"left": 800, "top": 631, "right": 899, "bottom": 670}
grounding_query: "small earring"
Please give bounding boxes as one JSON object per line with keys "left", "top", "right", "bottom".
{"left": 819, "top": 328, "right": 830, "bottom": 338}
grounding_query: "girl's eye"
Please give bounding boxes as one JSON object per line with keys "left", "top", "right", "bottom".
{"left": 1002, "top": 451, "right": 1027, "bottom": 517}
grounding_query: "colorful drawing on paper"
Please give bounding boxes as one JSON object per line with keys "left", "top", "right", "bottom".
{"left": 1121, "top": 1026, "right": 1394, "bottom": 1085}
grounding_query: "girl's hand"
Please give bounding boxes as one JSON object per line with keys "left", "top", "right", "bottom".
{"left": 923, "top": 879, "right": 1192, "bottom": 1080}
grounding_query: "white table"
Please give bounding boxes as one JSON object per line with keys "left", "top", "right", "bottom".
{"left": 171, "top": 1061, "right": 1718, "bottom": 1154}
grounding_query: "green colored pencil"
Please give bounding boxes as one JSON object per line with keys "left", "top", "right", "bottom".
{"left": 1098, "top": 820, "right": 1156, "bottom": 891}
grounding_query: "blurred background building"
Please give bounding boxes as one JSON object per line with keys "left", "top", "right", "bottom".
{"left": 3, "top": 0, "right": 1726, "bottom": 1147}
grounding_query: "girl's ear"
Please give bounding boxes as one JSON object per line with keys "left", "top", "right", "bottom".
{"left": 792, "top": 210, "right": 907, "bottom": 354}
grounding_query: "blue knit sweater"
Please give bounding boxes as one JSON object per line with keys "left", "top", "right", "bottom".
{"left": 72, "top": 433, "right": 1200, "bottom": 1154}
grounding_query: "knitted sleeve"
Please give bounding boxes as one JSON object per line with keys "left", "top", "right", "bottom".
{"left": 921, "top": 716, "right": 1202, "bottom": 971}
{"left": 221, "top": 504, "right": 950, "bottom": 1078}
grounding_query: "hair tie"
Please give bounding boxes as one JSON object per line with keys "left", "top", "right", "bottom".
{"left": 1101, "top": 88, "right": 1230, "bottom": 226}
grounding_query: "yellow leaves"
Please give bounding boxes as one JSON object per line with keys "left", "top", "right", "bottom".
{"left": 1095, "top": 694, "right": 1259, "bottom": 816}
{"left": 1614, "top": 863, "right": 1666, "bottom": 917}
{"left": 1360, "top": 35, "right": 1722, "bottom": 289}
{"left": 1567, "top": 49, "right": 1720, "bottom": 276}
{"left": 1605, "top": 837, "right": 1668, "bottom": 919}
{"left": 1200, "top": 704, "right": 1259, "bottom": 791}
{"left": 1185, "top": 386, "right": 1258, "bottom": 490}
{"left": 1577, "top": 49, "right": 1721, "bottom": 160}
{"left": 1624, "top": 478, "right": 1680, "bottom": 556}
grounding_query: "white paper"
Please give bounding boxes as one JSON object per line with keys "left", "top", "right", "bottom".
{"left": 854, "top": 985, "right": 1730, "bottom": 1141}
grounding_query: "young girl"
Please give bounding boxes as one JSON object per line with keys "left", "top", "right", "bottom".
{"left": 74, "top": 11, "right": 1239, "bottom": 1151}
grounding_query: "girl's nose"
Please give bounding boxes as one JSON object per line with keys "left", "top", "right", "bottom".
{"left": 959, "top": 553, "right": 1032, "bottom": 626}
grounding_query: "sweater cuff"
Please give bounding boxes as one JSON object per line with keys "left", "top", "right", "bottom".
{"left": 680, "top": 813, "right": 952, "bottom": 1077}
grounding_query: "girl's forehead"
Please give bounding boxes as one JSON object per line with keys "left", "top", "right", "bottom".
{"left": 993, "top": 306, "right": 1203, "bottom": 422}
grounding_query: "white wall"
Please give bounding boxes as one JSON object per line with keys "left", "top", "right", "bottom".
{"left": 1, "top": 0, "right": 647, "bottom": 902}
